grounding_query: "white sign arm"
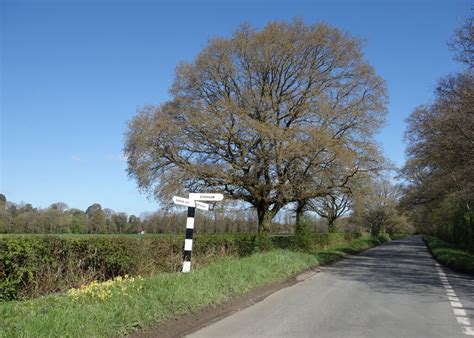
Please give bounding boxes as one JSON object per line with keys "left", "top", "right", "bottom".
{"left": 189, "top": 193, "right": 224, "bottom": 201}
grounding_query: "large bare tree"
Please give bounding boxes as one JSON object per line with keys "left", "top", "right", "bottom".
{"left": 125, "top": 20, "right": 387, "bottom": 232}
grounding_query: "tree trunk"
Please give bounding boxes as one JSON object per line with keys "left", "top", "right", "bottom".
{"left": 467, "top": 209, "right": 473, "bottom": 252}
{"left": 295, "top": 200, "right": 306, "bottom": 227}
{"left": 257, "top": 206, "right": 274, "bottom": 234}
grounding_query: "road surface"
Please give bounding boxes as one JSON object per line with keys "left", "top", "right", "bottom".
{"left": 189, "top": 236, "right": 474, "bottom": 337}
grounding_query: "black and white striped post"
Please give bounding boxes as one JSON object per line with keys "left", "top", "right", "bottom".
{"left": 173, "top": 193, "right": 224, "bottom": 273}
{"left": 182, "top": 204, "right": 195, "bottom": 273}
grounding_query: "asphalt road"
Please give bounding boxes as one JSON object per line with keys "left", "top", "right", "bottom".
{"left": 189, "top": 236, "right": 474, "bottom": 338}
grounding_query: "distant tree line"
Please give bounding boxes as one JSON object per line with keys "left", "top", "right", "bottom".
{"left": 400, "top": 14, "right": 473, "bottom": 251}
{"left": 0, "top": 187, "right": 412, "bottom": 235}
{"left": 0, "top": 194, "right": 298, "bottom": 234}
{"left": 0, "top": 195, "right": 138, "bottom": 234}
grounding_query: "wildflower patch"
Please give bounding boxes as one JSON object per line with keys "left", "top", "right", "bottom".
{"left": 67, "top": 275, "right": 144, "bottom": 303}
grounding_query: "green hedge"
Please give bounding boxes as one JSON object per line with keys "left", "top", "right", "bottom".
{"left": 423, "top": 235, "right": 474, "bottom": 274}
{"left": 0, "top": 232, "right": 363, "bottom": 301}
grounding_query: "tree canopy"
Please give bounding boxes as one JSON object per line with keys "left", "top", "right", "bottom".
{"left": 125, "top": 20, "right": 387, "bottom": 232}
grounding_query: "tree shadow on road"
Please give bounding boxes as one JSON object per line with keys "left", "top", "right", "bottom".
{"left": 321, "top": 236, "right": 474, "bottom": 301}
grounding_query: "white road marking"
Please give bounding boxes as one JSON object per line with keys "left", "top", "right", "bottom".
{"left": 454, "top": 308, "right": 467, "bottom": 316}
{"left": 462, "top": 327, "right": 474, "bottom": 336}
{"left": 435, "top": 264, "right": 472, "bottom": 336}
{"left": 458, "top": 317, "right": 472, "bottom": 326}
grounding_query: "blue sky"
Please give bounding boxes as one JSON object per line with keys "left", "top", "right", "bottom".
{"left": 1, "top": 0, "right": 471, "bottom": 215}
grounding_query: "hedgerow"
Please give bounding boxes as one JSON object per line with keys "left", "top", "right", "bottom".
{"left": 0, "top": 232, "right": 362, "bottom": 301}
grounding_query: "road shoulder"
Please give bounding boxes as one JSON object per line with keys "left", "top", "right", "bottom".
{"left": 129, "top": 267, "right": 319, "bottom": 338}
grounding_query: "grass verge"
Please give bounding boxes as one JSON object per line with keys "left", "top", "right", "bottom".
{"left": 423, "top": 235, "right": 474, "bottom": 274}
{"left": 0, "top": 235, "right": 388, "bottom": 337}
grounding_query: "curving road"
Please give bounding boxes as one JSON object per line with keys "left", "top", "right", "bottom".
{"left": 189, "top": 236, "right": 474, "bottom": 338}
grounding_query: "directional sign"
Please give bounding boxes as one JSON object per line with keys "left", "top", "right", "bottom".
{"left": 173, "top": 196, "right": 194, "bottom": 207}
{"left": 189, "top": 193, "right": 224, "bottom": 201}
{"left": 195, "top": 201, "right": 209, "bottom": 211}
{"left": 176, "top": 192, "right": 224, "bottom": 273}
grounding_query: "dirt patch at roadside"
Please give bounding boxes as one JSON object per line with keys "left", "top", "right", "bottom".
{"left": 129, "top": 267, "right": 320, "bottom": 338}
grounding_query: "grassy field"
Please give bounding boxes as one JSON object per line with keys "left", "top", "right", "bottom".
{"left": 424, "top": 235, "right": 474, "bottom": 274}
{"left": 0, "top": 235, "right": 388, "bottom": 337}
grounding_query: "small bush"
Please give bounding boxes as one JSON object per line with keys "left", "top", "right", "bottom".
{"left": 293, "top": 219, "right": 313, "bottom": 251}
{"left": 374, "top": 233, "right": 391, "bottom": 243}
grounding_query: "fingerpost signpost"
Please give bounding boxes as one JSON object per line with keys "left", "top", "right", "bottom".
{"left": 172, "top": 193, "right": 224, "bottom": 272}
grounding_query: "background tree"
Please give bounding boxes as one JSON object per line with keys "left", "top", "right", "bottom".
{"left": 103, "top": 208, "right": 116, "bottom": 233}
{"left": 44, "top": 205, "right": 64, "bottom": 234}
{"left": 68, "top": 208, "right": 87, "bottom": 233}
{"left": 7, "top": 203, "right": 18, "bottom": 219}
{"left": 400, "top": 73, "right": 473, "bottom": 247}
{"left": 125, "top": 20, "right": 387, "bottom": 232}
{"left": 113, "top": 212, "right": 128, "bottom": 233}
{"left": 86, "top": 203, "right": 106, "bottom": 233}
{"left": 127, "top": 215, "right": 141, "bottom": 233}
{"left": 50, "top": 202, "right": 69, "bottom": 213}
{"left": 306, "top": 189, "right": 351, "bottom": 232}
{"left": 0, "top": 194, "right": 6, "bottom": 213}
{"left": 400, "top": 14, "right": 473, "bottom": 250}
{"left": 351, "top": 178, "right": 409, "bottom": 235}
